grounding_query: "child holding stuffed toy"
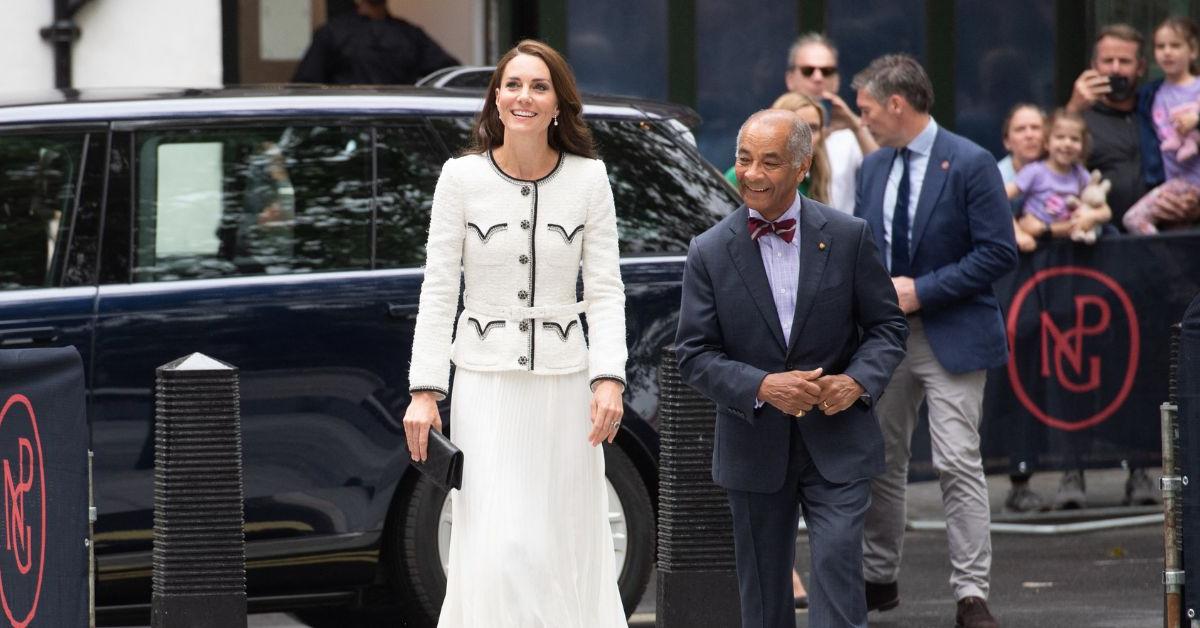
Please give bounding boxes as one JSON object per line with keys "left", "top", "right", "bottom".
{"left": 1006, "top": 109, "right": 1112, "bottom": 247}
{"left": 1124, "top": 16, "right": 1200, "bottom": 235}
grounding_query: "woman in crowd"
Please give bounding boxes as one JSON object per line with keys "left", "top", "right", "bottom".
{"left": 996, "top": 104, "right": 1050, "bottom": 512}
{"left": 997, "top": 104, "right": 1048, "bottom": 253}
{"left": 403, "top": 40, "right": 629, "bottom": 627}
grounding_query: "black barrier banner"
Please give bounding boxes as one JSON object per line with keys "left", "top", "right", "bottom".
{"left": 979, "top": 232, "right": 1200, "bottom": 473}
{"left": 0, "top": 348, "right": 88, "bottom": 627}
{"left": 908, "top": 233, "right": 1200, "bottom": 476}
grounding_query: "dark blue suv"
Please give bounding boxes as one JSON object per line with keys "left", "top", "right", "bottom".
{"left": 0, "top": 87, "right": 736, "bottom": 626}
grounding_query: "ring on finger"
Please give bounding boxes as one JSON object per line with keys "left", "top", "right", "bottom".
{"left": 822, "top": 401, "right": 831, "bottom": 409}
{"left": 610, "top": 421, "right": 620, "bottom": 430}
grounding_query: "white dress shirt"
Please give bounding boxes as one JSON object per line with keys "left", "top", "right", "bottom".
{"left": 825, "top": 128, "right": 864, "bottom": 215}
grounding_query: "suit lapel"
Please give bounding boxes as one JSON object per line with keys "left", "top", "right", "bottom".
{"left": 786, "top": 199, "right": 830, "bottom": 354}
{"left": 865, "top": 150, "right": 892, "bottom": 256}
{"left": 725, "top": 207, "right": 788, "bottom": 350}
{"left": 909, "top": 130, "right": 951, "bottom": 260}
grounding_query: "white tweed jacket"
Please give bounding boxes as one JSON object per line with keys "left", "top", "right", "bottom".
{"left": 407, "top": 151, "right": 628, "bottom": 399}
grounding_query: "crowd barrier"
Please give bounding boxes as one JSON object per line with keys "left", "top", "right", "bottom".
{"left": 0, "top": 347, "right": 89, "bottom": 627}
{"left": 904, "top": 231, "right": 1200, "bottom": 476}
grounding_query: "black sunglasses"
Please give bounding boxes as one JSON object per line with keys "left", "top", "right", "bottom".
{"left": 789, "top": 65, "right": 838, "bottom": 78}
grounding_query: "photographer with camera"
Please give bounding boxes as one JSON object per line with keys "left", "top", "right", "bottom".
{"left": 1051, "top": 24, "right": 1164, "bottom": 510}
{"left": 1065, "top": 24, "right": 1165, "bottom": 231}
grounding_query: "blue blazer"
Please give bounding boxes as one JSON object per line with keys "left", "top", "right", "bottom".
{"left": 855, "top": 126, "right": 1018, "bottom": 374}
{"left": 675, "top": 198, "right": 908, "bottom": 492}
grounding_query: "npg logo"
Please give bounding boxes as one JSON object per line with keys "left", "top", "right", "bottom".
{"left": 0, "top": 395, "right": 45, "bottom": 628}
{"left": 1005, "top": 266, "right": 1140, "bottom": 432}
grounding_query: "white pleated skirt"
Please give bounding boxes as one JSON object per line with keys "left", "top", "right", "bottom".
{"left": 437, "top": 368, "right": 627, "bottom": 628}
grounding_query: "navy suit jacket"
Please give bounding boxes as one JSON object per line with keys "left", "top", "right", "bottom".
{"left": 675, "top": 197, "right": 908, "bottom": 492}
{"left": 855, "top": 127, "right": 1018, "bottom": 374}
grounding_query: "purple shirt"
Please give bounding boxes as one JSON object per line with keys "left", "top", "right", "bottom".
{"left": 1152, "top": 78, "right": 1200, "bottom": 185}
{"left": 1013, "top": 161, "right": 1090, "bottom": 224}
{"left": 748, "top": 194, "right": 802, "bottom": 343}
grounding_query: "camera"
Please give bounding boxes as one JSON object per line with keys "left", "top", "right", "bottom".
{"left": 1107, "top": 74, "right": 1133, "bottom": 101}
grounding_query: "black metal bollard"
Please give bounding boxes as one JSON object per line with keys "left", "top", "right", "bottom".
{"left": 656, "top": 347, "right": 741, "bottom": 627}
{"left": 1177, "top": 296, "right": 1200, "bottom": 625}
{"left": 152, "top": 353, "right": 247, "bottom": 628}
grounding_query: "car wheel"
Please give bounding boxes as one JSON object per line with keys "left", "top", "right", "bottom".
{"left": 386, "top": 442, "right": 655, "bottom": 624}
{"left": 388, "top": 472, "right": 450, "bottom": 628}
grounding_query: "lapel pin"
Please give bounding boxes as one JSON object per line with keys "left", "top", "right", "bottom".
{"left": 941, "top": 160, "right": 950, "bottom": 171}
{"left": 818, "top": 242, "right": 827, "bottom": 251}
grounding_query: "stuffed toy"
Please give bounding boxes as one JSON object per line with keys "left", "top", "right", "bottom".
{"left": 1158, "top": 102, "right": 1200, "bottom": 162}
{"left": 1064, "top": 170, "right": 1111, "bottom": 244}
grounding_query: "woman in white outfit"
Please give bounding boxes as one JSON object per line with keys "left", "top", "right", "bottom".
{"left": 403, "top": 39, "right": 629, "bottom": 628}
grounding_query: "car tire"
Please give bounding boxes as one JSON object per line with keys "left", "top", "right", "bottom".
{"left": 388, "top": 472, "right": 450, "bottom": 628}
{"left": 381, "top": 442, "right": 655, "bottom": 626}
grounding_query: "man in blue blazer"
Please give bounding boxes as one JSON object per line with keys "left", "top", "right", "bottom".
{"left": 676, "top": 109, "right": 907, "bottom": 628}
{"left": 851, "top": 55, "right": 1017, "bottom": 628}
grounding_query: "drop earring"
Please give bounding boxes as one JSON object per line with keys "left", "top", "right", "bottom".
{"left": 553, "top": 114, "right": 559, "bottom": 126}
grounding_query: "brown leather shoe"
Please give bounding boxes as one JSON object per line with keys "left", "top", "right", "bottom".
{"left": 956, "top": 596, "right": 999, "bottom": 628}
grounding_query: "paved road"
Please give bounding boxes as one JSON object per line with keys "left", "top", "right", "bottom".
{"left": 120, "top": 469, "right": 1168, "bottom": 627}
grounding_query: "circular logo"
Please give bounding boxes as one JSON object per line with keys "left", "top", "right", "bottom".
{"left": 1005, "top": 266, "right": 1140, "bottom": 432}
{"left": 0, "top": 394, "right": 46, "bottom": 628}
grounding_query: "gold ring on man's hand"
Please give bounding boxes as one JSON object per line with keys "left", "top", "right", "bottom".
{"left": 794, "top": 410, "right": 805, "bottom": 418}
{"left": 822, "top": 401, "right": 831, "bottom": 408}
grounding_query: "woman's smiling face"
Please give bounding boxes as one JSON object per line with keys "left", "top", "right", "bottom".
{"left": 495, "top": 54, "right": 559, "bottom": 138}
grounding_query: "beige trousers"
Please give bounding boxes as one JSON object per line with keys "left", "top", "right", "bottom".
{"left": 862, "top": 316, "right": 992, "bottom": 601}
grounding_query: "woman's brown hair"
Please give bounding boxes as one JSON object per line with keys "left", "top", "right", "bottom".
{"left": 770, "top": 92, "right": 831, "bottom": 205}
{"left": 468, "top": 39, "right": 597, "bottom": 159}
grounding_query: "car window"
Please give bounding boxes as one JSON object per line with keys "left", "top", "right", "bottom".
{"left": 0, "top": 132, "right": 86, "bottom": 290}
{"left": 591, "top": 119, "right": 734, "bottom": 255}
{"left": 132, "top": 125, "right": 372, "bottom": 282}
{"left": 430, "top": 116, "right": 735, "bottom": 255}
{"left": 374, "top": 124, "right": 451, "bottom": 268}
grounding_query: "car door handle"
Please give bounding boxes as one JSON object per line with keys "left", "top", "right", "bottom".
{"left": 0, "top": 326, "right": 60, "bottom": 347}
{"left": 387, "top": 303, "right": 417, "bottom": 320}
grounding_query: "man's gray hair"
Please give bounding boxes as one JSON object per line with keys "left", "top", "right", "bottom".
{"left": 851, "top": 54, "right": 935, "bottom": 113}
{"left": 787, "top": 32, "right": 838, "bottom": 65}
{"left": 735, "top": 109, "right": 813, "bottom": 169}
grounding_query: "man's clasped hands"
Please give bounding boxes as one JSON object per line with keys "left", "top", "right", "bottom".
{"left": 757, "top": 368, "right": 865, "bottom": 417}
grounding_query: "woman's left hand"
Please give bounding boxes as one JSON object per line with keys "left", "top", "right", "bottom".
{"left": 588, "top": 379, "right": 624, "bottom": 447}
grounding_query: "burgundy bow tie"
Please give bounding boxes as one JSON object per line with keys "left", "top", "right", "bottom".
{"left": 748, "top": 216, "right": 797, "bottom": 243}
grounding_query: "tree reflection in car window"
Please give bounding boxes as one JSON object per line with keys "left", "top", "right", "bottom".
{"left": 375, "top": 124, "right": 451, "bottom": 268}
{"left": 430, "top": 116, "right": 735, "bottom": 255}
{"left": 0, "top": 133, "right": 84, "bottom": 290}
{"left": 133, "top": 126, "right": 372, "bottom": 282}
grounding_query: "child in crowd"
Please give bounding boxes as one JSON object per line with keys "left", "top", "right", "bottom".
{"left": 1124, "top": 16, "right": 1200, "bottom": 234}
{"left": 1007, "top": 109, "right": 1111, "bottom": 247}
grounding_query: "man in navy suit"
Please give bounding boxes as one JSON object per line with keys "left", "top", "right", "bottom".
{"left": 676, "top": 109, "right": 907, "bottom": 628}
{"left": 851, "top": 55, "right": 1017, "bottom": 628}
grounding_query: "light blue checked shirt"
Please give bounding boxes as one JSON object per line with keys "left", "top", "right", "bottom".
{"left": 748, "top": 194, "right": 802, "bottom": 343}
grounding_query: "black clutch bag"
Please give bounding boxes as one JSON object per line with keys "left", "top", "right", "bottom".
{"left": 412, "top": 428, "right": 464, "bottom": 491}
